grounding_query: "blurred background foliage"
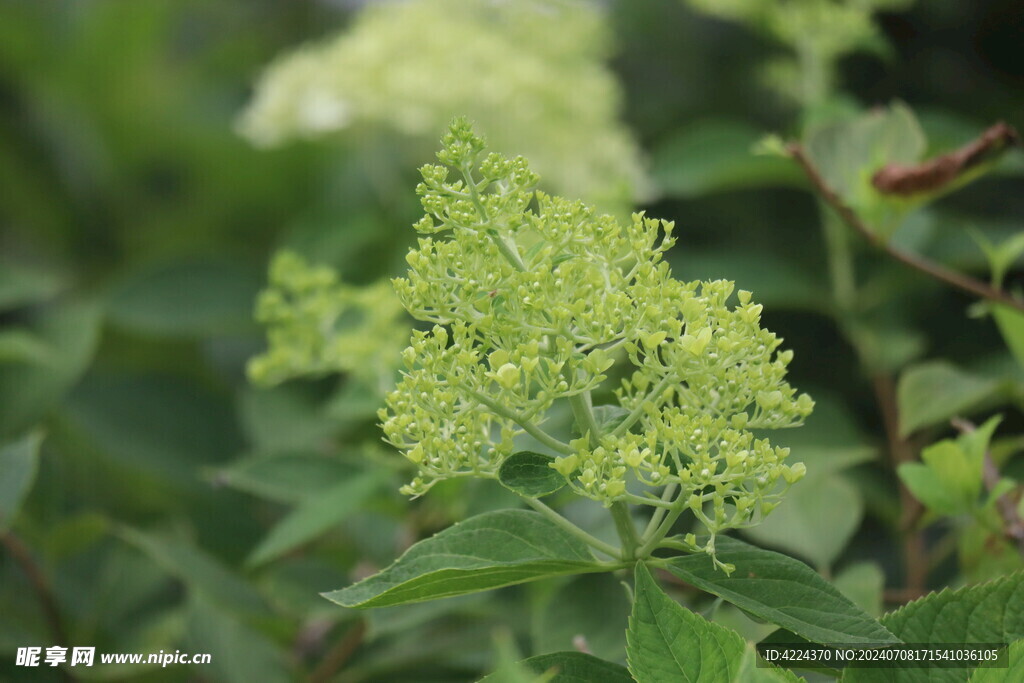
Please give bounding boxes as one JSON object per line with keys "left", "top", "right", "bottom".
{"left": 2, "top": 0, "right": 1024, "bottom": 680}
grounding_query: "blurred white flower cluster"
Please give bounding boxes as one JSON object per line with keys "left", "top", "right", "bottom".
{"left": 238, "top": 0, "right": 647, "bottom": 212}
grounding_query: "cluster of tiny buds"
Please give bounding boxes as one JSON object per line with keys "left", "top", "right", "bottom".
{"left": 380, "top": 119, "right": 813, "bottom": 546}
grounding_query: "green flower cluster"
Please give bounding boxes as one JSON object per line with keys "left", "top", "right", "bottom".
{"left": 237, "top": 0, "right": 645, "bottom": 212}
{"left": 248, "top": 251, "right": 407, "bottom": 392}
{"left": 381, "top": 119, "right": 813, "bottom": 553}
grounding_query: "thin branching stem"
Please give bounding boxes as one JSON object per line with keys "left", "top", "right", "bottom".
{"left": 786, "top": 143, "right": 1024, "bottom": 314}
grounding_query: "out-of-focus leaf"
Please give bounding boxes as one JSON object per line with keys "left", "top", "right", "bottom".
{"left": 897, "top": 361, "right": 1003, "bottom": 436}
{"left": 107, "top": 258, "right": 261, "bottom": 338}
{"left": 118, "top": 527, "right": 270, "bottom": 617}
{"left": 534, "top": 573, "right": 629, "bottom": 663}
{"left": 804, "top": 102, "right": 927, "bottom": 238}
{"left": 64, "top": 374, "right": 244, "bottom": 485}
{"left": 324, "top": 510, "right": 603, "bottom": 609}
{"left": 899, "top": 417, "right": 999, "bottom": 517}
{"left": 238, "top": 385, "right": 340, "bottom": 452}
{"left": 498, "top": 451, "right": 566, "bottom": 498}
{"left": 742, "top": 471, "right": 862, "bottom": 570}
{"left": 832, "top": 562, "right": 885, "bottom": 618}
{"left": 186, "top": 598, "right": 291, "bottom": 683}
{"left": 652, "top": 120, "right": 803, "bottom": 198}
{"left": 666, "top": 537, "right": 898, "bottom": 645}
{"left": 0, "top": 432, "right": 42, "bottom": 531}
{"left": 992, "top": 306, "right": 1024, "bottom": 372}
{"left": 480, "top": 651, "right": 633, "bottom": 683}
{"left": 212, "top": 451, "right": 358, "bottom": 504}
{"left": 0, "top": 329, "right": 56, "bottom": 366}
{"left": 248, "top": 470, "right": 387, "bottom": 566}
{"left": 671, "top": 249, "right": 826, "bottom": 311}
{"left": 0, "top": 300, "right": 101, "bottom": 437}
{"left": 0, "top": 262, "right": 64, "bottom": 311}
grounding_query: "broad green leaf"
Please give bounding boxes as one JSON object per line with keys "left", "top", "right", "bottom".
{"left": 833, "top": 563, "right": 885, "bottom": 618}
{"left": 480, "top": 652, "right": 633, "bottom": 683}
{"left": 897, "top": 362, "right": 1002, "bottom": 436}
{"left": 0, "top": 329, "right": 55, "bottom": 366}
{"left": 212, "top": 451, "right": 359, "bottom": 504}
{"left": 186, "top": 598, "right": 291, "bottom": 683}
{"left": 0, "top": 262, "right": 64, "bottom": 311}
{"left": 534, "top": 573, "right": 629, "bottom": 663}
{"left": 666, "top": 536, "right": 898, "bottom": 644}
{"left": 238, "top": 385, "right": 340, "bottom": 452}
{"left": 652, "top": 119, "right": 802, "bottom": 198}
{"left": 247, "top": 471, "right": 387, "bottom": 566}
{"left": 993, "top": 306, "right": 1024, "bottom": 372}
{"left": 899, "top": 417, "right": 1000, "bottom": 516}
{"left": 742, "top": 471, "right": 863, "bottom": 569}
{"left": 0, "top": 300, "right": 101, "bottom": 438}
{"left": 107, "top": 258, "right": 260, "bottom": 337}
{"left": 0, "top": 432, "right": 42, "bottom": 531}
{"left": 628, "top": 561, "right": 745, "bottom": 682}
{"left": 968, "top": 640, "right": 1024, "bottom": 682}
{"left": 499, "top": 451, "right": 566, "bottom": 498}
{"left": 804, "top": 102, "right": 927, "bottom": 238}
{"left": 323, "top": 510, "right": 603, "bottom": 609}
{"left": 65, "top": 374, "right": 245, "bottom": 486}
{"left": 845, "top": 571, "right": 1024, "bottom": 682}
{"left": 119, "top": 527, "right": 270, "bottom": 617}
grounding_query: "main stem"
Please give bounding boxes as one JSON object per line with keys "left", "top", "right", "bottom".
{"left": 567, "top": 390, "right": 640, "bottom": 559}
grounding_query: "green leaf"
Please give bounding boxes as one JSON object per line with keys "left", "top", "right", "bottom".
{"left": 0, "top": 300, "right": 101, "bottom": 438}
{"left": 212, "top": 451, "right": 360, "bottom": 504}
{"left": 833, "top": 563, "right": 885, "bottom": 618}
{"left": 324, "top": 510, "right": 603, "bottom": 609}
{"left": 0, "top": 432, "right": 42, "bottom": 532}
{"left": 118, "top": 527, "right": 270, "bottom": 617}
{"left": 742, "top": 471, "right": 863, "bottom": 570}
{"left": 247, "top": 471, "right": 387, "bottom": 566}
{"left": 534, "top": 573, "right": 629, "bottom": 663}
{"left": 0, "top": 329, "right": 56, "bottom": 366}
{"left": 992, "top": 306, "right": 1024, "bottom": 372}
{"left": 498, "top": 451, "right": 566, "bottom": 498}
{"left": 628, "top": 561, "right": 746, "bottom": 682}
{"left": 186, "top": 598, "right": 291, "bottom": 683}
{"left": 804, "top": 102, "right": 928, "bottom": 238}
{"left": 0, "top": 261, "right": 64, "bottom": 311}
{"left": 968, "top": 640, "right": 1024, "bottom": 682}
{"left": 107, "top": 258, "right": 260, "bottom": 337}
{"left": 897, "top": 362, "right": 1002, "bottom": 436}
{"left": 479, "top": 652, "right": 633, "bottom": 683}
{"left": 652, "top": 120, "right": 803, "bottom": 198}
{"left": 666, "top": 536, "right": 898, "bottom": 645}
{"left": 899, "top": 417, "right": 999, "bottom": 516}
{"left": 844, "top": 571, "right": 1024, "bottom": 682}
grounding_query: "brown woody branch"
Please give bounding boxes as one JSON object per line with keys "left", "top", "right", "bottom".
{"left": 785, "top": 142, "right": 1024, "bottom": 315}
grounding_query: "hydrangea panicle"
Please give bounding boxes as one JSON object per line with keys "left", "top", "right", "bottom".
{"left": 381, "top": 119, "right": 814, "bottom": 567}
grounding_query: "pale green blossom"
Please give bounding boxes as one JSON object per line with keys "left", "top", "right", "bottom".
{"left": 381, "top": 119, "right": 813, "bottom": 557}
{"left": 248, "top": 251, "right": 407, "bottom": 392}
{"left": 238, "top": 0, "right": 646, "bottom": 212}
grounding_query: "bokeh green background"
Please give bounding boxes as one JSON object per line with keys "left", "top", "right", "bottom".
{"left": 3, "top": 1, "right": 1024, "bottom": 680}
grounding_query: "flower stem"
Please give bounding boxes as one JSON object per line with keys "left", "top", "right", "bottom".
{"left": 610, "top": 501, "right": 640, "bottom": 560}
{"left": 522, "top": 497, "right": 622, "bottom": 559}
